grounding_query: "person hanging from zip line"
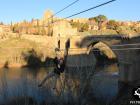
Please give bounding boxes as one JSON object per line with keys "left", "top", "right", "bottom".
{"left": 38, "top": 38, "right": 70, "bottom": 89}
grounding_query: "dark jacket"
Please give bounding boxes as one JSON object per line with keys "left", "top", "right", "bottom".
{"left": 53, "top": 57, "right": 65, "bottom": 75}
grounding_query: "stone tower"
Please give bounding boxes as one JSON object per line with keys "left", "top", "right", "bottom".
{"left": 40, "top": 10, "right": 54, "bottom": 26}
{"left": 52, "top": 20, "right": 77, "bottom": 49}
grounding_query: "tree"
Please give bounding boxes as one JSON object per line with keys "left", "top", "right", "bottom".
{"left": 70, "top": 21, "right": 81, "bottom": 31}
{"left": 12, "top": 24, "right": 19, "bottom": 33}
{"left": 70, "top": 21, "right": 89, "bottom": 32}
{"left": 116, "top": 26, "right": 136, "bottom": 35}
{"left": 80, "top": 23, "right": 89, "bottom": 32}
{"left": 133, "top": 27, "right": 140, "bottom": 33}
{"left": 31, "top": 18, "right": 34, "bottom": 23}
{"left": 107, "top": 20, "right": 119, "bottom": 30}
{"left": 37, "top": 19, "right": 39, "bottom": 27}
{"left": 0, "top": 22, "right": 4, "bottom": 25}
{"left": 10, "top": 21, "right": 13, "bottom": 31}
{"left": 90, "top": 15, "right": 108, "bottom": 30}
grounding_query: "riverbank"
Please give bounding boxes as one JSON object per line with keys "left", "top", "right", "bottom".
{"left": 0, "top": 63, "right": 23, "bottom": 68}
{"left": 0, "top": 36, "right": 56, "bottom": 68}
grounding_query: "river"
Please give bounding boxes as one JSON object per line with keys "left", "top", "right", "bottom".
{"left": 0, "top": 63, "right": 119, "bottom": 105}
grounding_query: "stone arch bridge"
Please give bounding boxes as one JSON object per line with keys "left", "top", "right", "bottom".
{"left": 58, "top": 34, "right": 140, "bottom": 84}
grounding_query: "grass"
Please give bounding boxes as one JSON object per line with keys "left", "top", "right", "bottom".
{"left": 0, "top": 37, "right": 55, "bottom": 67}
{"left": 0, "top": 37, "right": 39, "bottom": 48}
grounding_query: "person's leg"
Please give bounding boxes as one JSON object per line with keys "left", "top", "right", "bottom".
{"left": 38, "top": 71, "right": 55, "bottom": 87}
{"left": 52, "top": 74, "right": 60, "bottom": 89}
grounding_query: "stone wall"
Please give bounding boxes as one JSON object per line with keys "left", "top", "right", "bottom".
{"left": 53, "top": 20, "right": 77, "bottom": 37}
{"left": 71, "top": 18, "right": 89, "bottom": 24}
{"left": 0, "top": 25, "right": 11, "bottom": 33}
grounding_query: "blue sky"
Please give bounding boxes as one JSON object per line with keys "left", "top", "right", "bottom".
{"left": 0, "top": 0, "right": 140, "bottom": 24}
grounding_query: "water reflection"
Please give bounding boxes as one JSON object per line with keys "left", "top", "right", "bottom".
{"left": 0, "top": 63, "right": 119, "bottom": 105}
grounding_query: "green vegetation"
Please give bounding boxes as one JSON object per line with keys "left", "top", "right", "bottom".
{"left": 89, "top": 15, "right": 108, "bottom": 30}
{"left": 0, "top": 22, "right": 4, "bottom": 25}
{"left": 116, "top": 26, "right": 137, "bottom": 35}
{"left": 70, "top": 21, "right": 89, "bottom": 32}
{"left": 89, "top": 15, "right": 108, "bottom": 25}
{"left": 107, "top": 20, "right": 120, "bottom": 30}
{"left": 133, "top": 27, "right": 140, "bottom": 34}
{"left": 83, "top": 15, "right": 140, "bottom": 36}
{"left": 90, "top": 15, "right": 108, "bottom": 22}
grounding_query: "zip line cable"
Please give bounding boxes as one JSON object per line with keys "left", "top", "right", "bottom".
{"left": 19, "top": 0, "right": 116, "bottom": 28}
{"left": 64, "top": 0, "right": 116, "bottom": 19}
{"left": 45, "top": 0, "right": 117, "bottom": 27}
{"left": 48, "top": 0, "right": 79, "bottom": 20}
{"left": 19, "top": 0, "right": 80, "bottom": 28}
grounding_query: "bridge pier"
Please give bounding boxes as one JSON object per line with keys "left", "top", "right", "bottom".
{"left": 115, "top": 38, "right": 140, "bottom": 85}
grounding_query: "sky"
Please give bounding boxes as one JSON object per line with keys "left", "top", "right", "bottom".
{"left": 0, "top": 0, "right": 140, "bottom": 24}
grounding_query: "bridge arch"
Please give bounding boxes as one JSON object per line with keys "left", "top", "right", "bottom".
{"left": 75, "top": 35, "right": 140, "bottom": 84}
{"left": 87, "top": 41, "right": 118, "bottom": 64}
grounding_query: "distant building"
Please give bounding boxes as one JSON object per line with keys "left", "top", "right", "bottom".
{"left": 121, "top": 21, "right": 134, "bottom": 26}
{"left": 88, "top": 25, "right": 99, "bottom": 30}
{"left": 53, "top": 20, "right": 77, "bottom": 37}
{"left": 135, "top": 22, "right": 140, "bottom": 28}
{"left": 0, "top": 25, "right": 11, "bottom": 32}
{"left": 31, "top": 19, "right": 39, "bottom": 26}
{"left": 71, "top": 18, "right": 89, "bottom": 24}
{"left": 88, "top": 19, "right": 99, "bottom": 30}
{"left": 40, "top": 10, "right": 54, "bottom": 26}
{"left": 50, "top": 20, "right": 77, "bottom": 49}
